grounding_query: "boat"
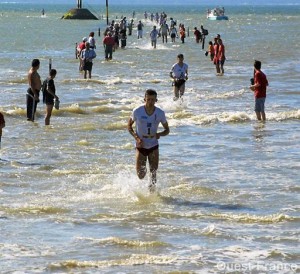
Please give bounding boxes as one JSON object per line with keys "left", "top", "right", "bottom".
{"left": 207, "top": 7, "right": 228, "bottom": 21}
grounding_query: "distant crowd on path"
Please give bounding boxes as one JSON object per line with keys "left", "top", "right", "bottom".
{"left": 3, "top": 10, "right": 266, "bottom": 130}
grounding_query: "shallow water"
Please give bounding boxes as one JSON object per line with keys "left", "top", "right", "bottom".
{"left": 0, "top": 3, "right": 299, "bottom": 273}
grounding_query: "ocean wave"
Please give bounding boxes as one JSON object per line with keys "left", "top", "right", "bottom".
{"left": 48, "top": 254, "right": 177, "bottom": 270}
{"left": 91, "top": 105, "right": 121, "bottom": 114}
{"left": 78, "top": 236, "right": 169, "bottom": 248}
{"left": 3, "top": 206, "right": 69, "bottom": 216}
{"left": 268, "top": 109, "right": 300, "bottom": 121}
{"left": 198, "top": 89, "right": 248, "bottom": 100}
{"left": 210, "top": 213, "right": 295, "bottom": 223}
{"left": 102, "top": 121, "right": 127, "bottom": 130}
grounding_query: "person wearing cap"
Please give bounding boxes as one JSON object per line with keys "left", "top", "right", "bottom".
{"left": 103, "top": 32, "right": 115, "bottom": 60}
{"left": 27, "top": 59, "right": 41, "bottom": 121}
{"left": 77, "top": 37, "right": 87, "bottom": 70}
{"left": 149, "top": 25, "right": 159, "bottom": 49}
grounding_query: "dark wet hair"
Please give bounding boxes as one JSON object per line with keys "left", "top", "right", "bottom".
{"left": 177, "top": 53, "right": 184, "bottom": 59}
{"left": 31, "top": 59, "right": 40, "bottom": 67}
{"left": 145, "top": 89, "right": 157, "bottom": 98}
{"left": 89, "top": 32, "right": 94, "bottom": 37}
{"left": 254, "top": 60, "right": 261, "bottom": 70}
{"left": 50, "top": 69, "right": 57, "bottom": 76}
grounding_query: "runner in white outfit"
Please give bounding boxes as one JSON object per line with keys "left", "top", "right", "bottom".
{"left": 128, "top": 89, "right": 170, "bottom": 192}
{"left": 170, "top": 53, "right": 188, "bottom": 100}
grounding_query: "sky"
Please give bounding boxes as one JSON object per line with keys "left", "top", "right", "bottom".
{"left": 1, "top": 0, "right": 300, "bottom": 5}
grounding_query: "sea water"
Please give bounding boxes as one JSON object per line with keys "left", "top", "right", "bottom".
{"left": 0, "top": 3, "right": 299, "bottom": 273}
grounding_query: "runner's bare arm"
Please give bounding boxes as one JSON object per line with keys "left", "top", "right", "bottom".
{"left": 156, "top": 121, "right": 169, "bottom": 139}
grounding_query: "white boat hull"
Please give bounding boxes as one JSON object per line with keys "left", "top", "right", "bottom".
{"left": 207, "top": 15, "right": 228, "bottom": 20}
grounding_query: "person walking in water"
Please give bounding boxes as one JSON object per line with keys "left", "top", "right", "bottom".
{"left": 80, "top": 42, "right": 96, "bottom": 79}
{"left": 250, "top": 60, "right": 269, "bottom": 121}
{"left": 103, "top": 32, "right": 115, "bottom": 60}
{"left": 200, "top": 25, "right": 208, "bottom": 50}
{"left": 170, "top": 54, "right": 188, "bottom": 101}
{"left": 137, "top": 20, "right": 144, "bottom": 39}
{"left": 216, "top": 38, "right": 226, "bottom": 75}
{"left": 27, "top": 59, "right": 42, "bottom": 122}
{"left": 0, "top": 112, "right": 5, "bottom": 149}
{"left": 159, "top": 21, "right": 169, "bottom": 43}
{"left": 150, "top": 25, "right": 159, "bottom": 49}
{"left": 42, "top": 69, "right": 59, "bottom": 125}
{"left": 169, "top": 25, "right": 178, "bottom": 43}
{"left": 127, "top": 89, "right": 170, "bottom": 192}
{"left": 179, "top": 24, "right": 185, "bottom": 43}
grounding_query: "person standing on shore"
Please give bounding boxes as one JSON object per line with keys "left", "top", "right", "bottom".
{"left": 250, "top": 60, "right": 269, "bottom": 121}
{"left": 170, "top": 54, "right": 188, "bottom": 101}
{"left": 42, "top": 69, "right": 59, "bottom": 125}
{"left": 127, "top": 89, "right": 170, "bottom": 192}
{"left": 27, "top": 59, "right": 42, "bottom": 122}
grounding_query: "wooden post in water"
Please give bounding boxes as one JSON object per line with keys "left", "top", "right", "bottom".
{"left": 106, "top": 0, "right": 109, "bottom": 25}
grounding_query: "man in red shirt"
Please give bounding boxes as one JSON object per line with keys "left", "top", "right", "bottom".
{"left": 250, "top": 60, "right": 269, "bottom": 121}
{"left": 103, "top": 32, "right": 115, "bottom": 60}
{"left": 193, "top": 27, "right": 201, "bottom": 43}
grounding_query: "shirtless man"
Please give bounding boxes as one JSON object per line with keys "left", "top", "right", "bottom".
{"left": 27, "top": 59, "right": 42, "bottom": 121}
{"left": 128, "top": 89, "right": 170, "bottom": 192}
{"left": 170, "top": 54, "right": 188, "bottom": 101}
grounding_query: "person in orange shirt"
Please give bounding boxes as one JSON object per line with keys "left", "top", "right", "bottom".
{"left": 217, "top": 38, "right": 225, "bottom": 75}
{"left": 206, "top": 41, "right": 214, "bottom": 61}
{"left": 179, "top": 24, "right": 185, "bottom": 43}
{"left": 213, "top": 37, "right": 220, "bottom": 75}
